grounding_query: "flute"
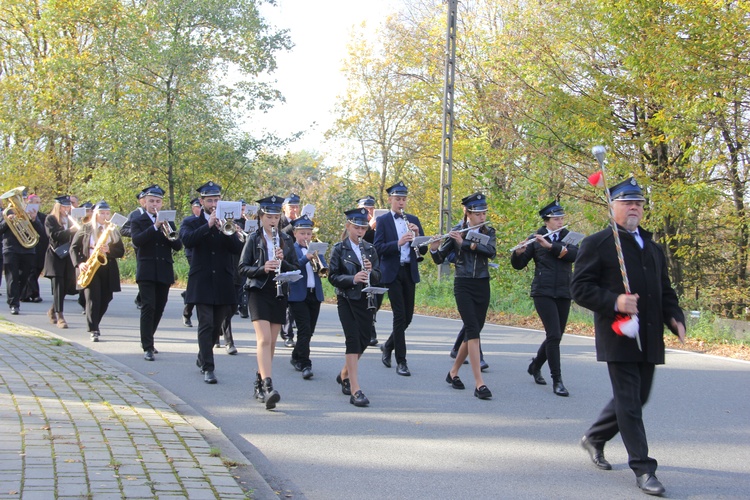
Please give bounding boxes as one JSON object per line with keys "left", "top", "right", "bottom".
{"left": 416, "top": 221, "right": 491, "bottom": 248}
{"left": 509, "top": 225, "right": 568, "bottom": 252}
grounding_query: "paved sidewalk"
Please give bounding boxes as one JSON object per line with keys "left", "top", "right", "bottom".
{"left": 0, "top": 321, "right": 252, "bottom": 499}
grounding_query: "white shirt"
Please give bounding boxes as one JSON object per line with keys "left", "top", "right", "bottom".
{"left": 300, "top": 245, "right": 315, "bottom": 288}
{"left": 391, "top": 210, "right": 411, "bottom": 264}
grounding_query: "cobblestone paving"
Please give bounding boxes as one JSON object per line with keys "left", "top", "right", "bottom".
{"left": 0, "top": 324, "right": 248, "bottom": 499}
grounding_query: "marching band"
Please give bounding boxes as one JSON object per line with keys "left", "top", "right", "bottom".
{"left": 0, "top": 180, "right": 584, "bottom": 411}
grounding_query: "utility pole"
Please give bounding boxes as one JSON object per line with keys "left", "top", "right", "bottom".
{"left": 438, "top": 0, "right": 458, "bottom": 279}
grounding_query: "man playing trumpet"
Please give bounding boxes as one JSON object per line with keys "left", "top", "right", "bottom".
{"left": 131, "top": 185, "right": 183, "bottom": 361}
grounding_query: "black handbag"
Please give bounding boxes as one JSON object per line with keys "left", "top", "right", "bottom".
{"left": 53, "top": 242, "right": 71, "bottom": 259}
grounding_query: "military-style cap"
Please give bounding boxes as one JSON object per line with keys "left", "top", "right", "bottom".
{"left": 141, "top": 184, "right": 165, "bottom": 198}
{"left": 257, "top": 195, "right": 283, "bottom": 215}
{"left": 386, "top": 181, "right": 408, "bottom": 196}
{"left": 54, "top": 195, "right": 71, "bottom": 206}
{"left": 94, "top": 200, "right": 110, "bottom": 211}
{"left": 196, "top": 181, "right": 222, "bottom": 197}
{"left": 609, "top": 177, "right": 646, "bottom": 202}
{"left": 239, "top": 198, "right": 246, "bottom": 206}
{"left": 539, "top": 201, "right": 565, "bottom": 218}
{"left": 81, "top": 201, "right": 93, "bottom": 209}
{"left": 291, "top": 215, "right": 314, "bottom": 229}
{"left": 284, "top": 193, "right": 301, "bottom": 205}
{"left": 357, "top": 195, "right": 376, "bottom": 208}
{"left": 136, "top": 190, "right": 146, "bottom": 201}
{"left": 190, "top": 198, "right": 201, "bottom": 207}
{"left": 461, "top": 192, "right": 488, "bottom": 213}
{"left": 345, "top": 208, "right": 369, "bottom": 227}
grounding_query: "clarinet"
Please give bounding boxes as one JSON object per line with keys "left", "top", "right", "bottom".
{"left": 358, "top": 237, "right": 378, "bottom": 311}
{"left": 272, "top": 226, "right": 284, "bottom": 298}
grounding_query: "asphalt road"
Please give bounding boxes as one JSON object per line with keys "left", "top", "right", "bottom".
{"left": 10, "top": 285, "right": 750, "bottom": 499}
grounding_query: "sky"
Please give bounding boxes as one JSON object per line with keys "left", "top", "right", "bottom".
{"left": 244, "top": 0, "right": 403, "bottom": 159}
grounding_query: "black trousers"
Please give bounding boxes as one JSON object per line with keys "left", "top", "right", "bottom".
{"left": 532, "top": 296, "right": 571, "bottom": 380}
{"left": 21, "top": 263, "right": 42, "bottom": 300}
{"left": 289, "top": 290, "right": 321, "bottom": 368}
{"left": 585, "top": 362, "right": 658, "bottom": 476}
{"left": 219, "top": 285, "right": 242, "bottom": 345}
{"left": 84, "top": 273, "right": 114, "bottom": 332}
{"left": 452, "top": 326, "right": 485, "bottom": 359}
{"left": 4, "top": 253, "right": 34, "bottom": 308}
{"left": 195, "top": 303, "right": 233, "bottom": 372}
{"left": 138, "top": 281, "right": 170, "bottom": 351}
{"left": 382, "top": 265, "right": 416, "bottom": 364}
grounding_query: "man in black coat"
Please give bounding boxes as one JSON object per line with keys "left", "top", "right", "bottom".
{"left": 181, "top": 197, "right": 202, "bottom": 327}
{"left": 0, "top": 199, "right": 43, "bottom": 315}
{"left": 131, "top": 185, "right": 183, "bottom": 361}
{"left": 571, "top": 177, "right": 686, "bottom": 497}
{"left": 21, "top": 193, "right": 47, "bottom": 303}
{"left": 179, "top": 181, "right": 244, "bottom": 384}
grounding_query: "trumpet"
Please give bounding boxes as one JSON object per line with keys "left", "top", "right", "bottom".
{"left": 0, "top": 186, "right": 40, "bottom": 248}
{"left": 219, "top": 216, "right": 246, "bottom": 242}
{"left": 272, "top": 226, "right": 284, "bottom": 298}
{"left": 416, "top": 220, "right": 491, "bottom": 248}
{"left": 154, "top": 212, "right": 178, "bottom": 241}
{"left": 509, "top": 225, "right": 568, "bottom": 252}
{"left": 307, "top": 238, "right": 328, "bottom": 277}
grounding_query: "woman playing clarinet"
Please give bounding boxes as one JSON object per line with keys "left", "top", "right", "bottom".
{"left": 328, "top": 208, "right": 381, "bottom": 407}
{"left": 238, "top": 195, "right": 299, "bottom": 410}
{"left": 430, "top": 193, "right": 496, "bottom": 400}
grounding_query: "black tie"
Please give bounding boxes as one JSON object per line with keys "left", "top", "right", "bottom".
{"left": 394, "top": 213, "right": 403, "bottom": 219}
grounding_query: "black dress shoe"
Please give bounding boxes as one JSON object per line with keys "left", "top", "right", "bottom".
{"left": 144, "top": 350, "right": 155, "bottom": 361}
{"left": 336, "top": 373, "right": 351, "bottom": 395}
{"left": 302, "top": 367, "right": 313, "bottom": 380}
{"left": 284, "top": 337, "right": 295, "bottom": 348}
{"left": 553, "top": 379, "right": 569, "bottom": 397}
{"left": 449, "top": 349, "right": 468, "bottom": 364}
{"left": 183, "top": 316, "right": 193, "bottom": 327}
{"left": 396, "top": 362, "right": 411, "bottom": 376}
{"left": 263, "top": 377, "right": 280, "bottom": 409}
{"left": 196, "top": 358, "right": 204, "bottom": 373}
{"left": 480, "top": 359, "right": 489, "bottom": 371}
{"left": 10, "top": 306, "right": 19, "bottom": 315}
{"left": 580, "top": 436, "right": 612, "bottom": 470}
{"left": 369, "top": 337, "right": 378, "bottom": 346}
{"left": 31, "top": 297, "right": 43, "bottom": 303}
{"left": 636, "top": 474, "right": 665, "bottom": 496}
{"left": 290, "top": 358, "right": 303, "bottom": 371}
{"left": 153, "top": 348, "right": 159, "bottom": 354}
{"left": 445, "top": 372, "right": 465, "bottom": 390}
{"left": 204, "top": 371, "right": 217, "bottom": 384}
{"left": 474, "top": 385, "right": 492, "bottom": 399}
{"left": 527, "top": 358, "right": 547, "bottom": 385}
{"left": 380, "top": 345, "right": 392, "bottom": 368}
{"left": 350, "top": 390, "right": 370, "bottom": 407}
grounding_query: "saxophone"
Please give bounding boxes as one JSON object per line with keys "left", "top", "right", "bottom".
{"left": 77, "top": 223, "right": 117, "bottom": 288}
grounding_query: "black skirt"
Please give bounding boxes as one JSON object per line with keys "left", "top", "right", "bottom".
{"left": 248, "top": 279, "right": 288, "bottom": 324}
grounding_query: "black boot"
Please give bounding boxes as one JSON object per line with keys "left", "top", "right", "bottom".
{"left": 263, "top": 377, "right": 280, "bottom": 410}
{"left": 527, "top": 358, "right": 547, "bottom": 385}
{"left": 253, "top": 372, "right": 265, "bottom": 403}
{"left": 552, "top": 377, "right": 569, "bottom": 397}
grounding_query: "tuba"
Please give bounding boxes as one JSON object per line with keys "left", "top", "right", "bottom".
{"left": 77, "top": 222, "right": 118, "bottom": 288}
{"left": 0, "top": 187, "right": 40, "bottom": 249}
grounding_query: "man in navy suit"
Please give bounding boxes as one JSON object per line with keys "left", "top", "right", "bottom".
{"left": 373, "top": 181, "right": 427, "bottom": 376}
{"left": 131, "top": 185, "right": 183, "bottom": 361}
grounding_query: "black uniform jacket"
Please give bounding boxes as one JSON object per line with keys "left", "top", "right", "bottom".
{"left": 43, "top": 215, "right": 76, "bottom": 278}
{"left": 570, "top": 225, "right": 684, "bottom": 365}
{"left": 180, "top": 210, "right": 244, "bottom": 305}
{"left": 238, "top": 228, "right": 299, "bottom": 291}
{"left": 70, "top": 222, "right": 125, "bottom": 291}
{"left": 328, "top": 238, "right": 381, "bottom": 300}
{"left": 511, "top": 226, "right": 578, "bottom": 298}
{"left": 131, "top": 212, "right": 183, "bottom": 285}
{"left": 432, "top": 223, "right": 497, "bottom": 279}
{"left": 0, "top": 212, "right": 43, "bottom": 256}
